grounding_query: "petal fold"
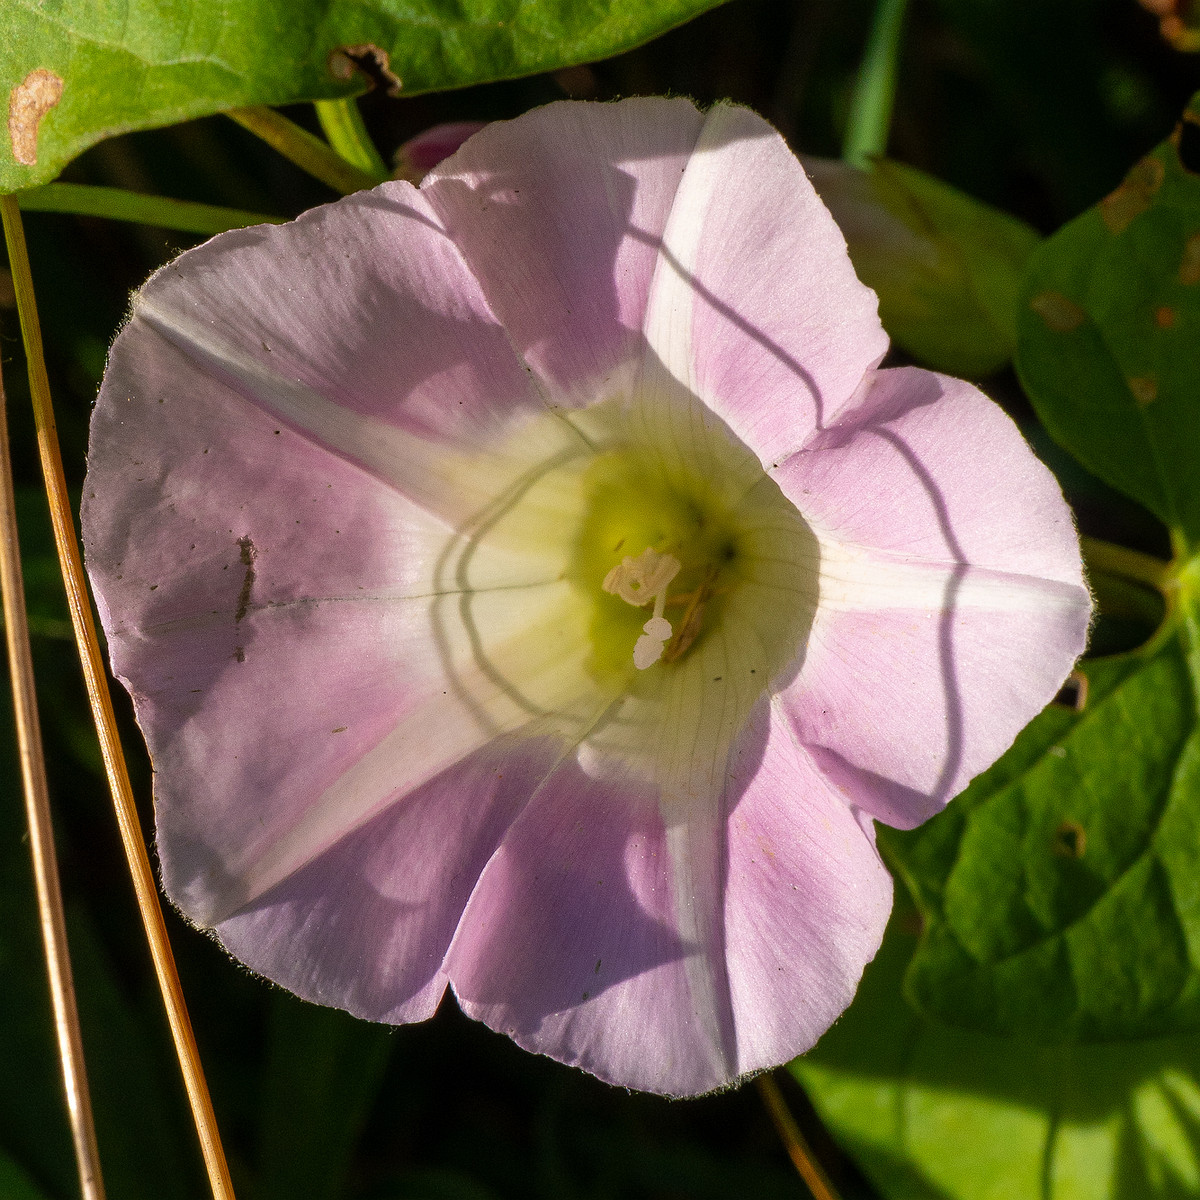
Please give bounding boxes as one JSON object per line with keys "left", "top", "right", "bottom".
{"left": 641, "top": 103, "right": 889, "bottom": 467}
{"left": 772, "top": 367, "right": 1091, "bottom": 827}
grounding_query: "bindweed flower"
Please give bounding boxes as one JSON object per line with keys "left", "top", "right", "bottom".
{"left": 83, "top": 98, "right": 1091, "bottom": 1097}
{"left": 392, "top": 120, "right": 488, "bottom": 183}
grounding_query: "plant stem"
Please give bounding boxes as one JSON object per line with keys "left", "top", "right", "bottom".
{"left": 17, "top": 182, "right": 282, "bottom": 234}
{"left": 1080, "top": 535, "right": 1173, "bottom": 593}
{"left": 756, "top": 1073, "right": 843, "bottom": 1200}
{"left": 227, "top": 106, "right": 379, "bottom": 195}
{"left": 314, "top": 98, "right": 389, "bottom": 182}
{"left": 0, "top": 195, "right": 237, "bottom": 1200}
{"left": 0, "top": 319, "right": 106, "bottom": 1200}
{"left": 843, "top": 0, "right": 910, "bottom": 168}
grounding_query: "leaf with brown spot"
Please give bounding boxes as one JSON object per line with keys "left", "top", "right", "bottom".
{"left": 1017, "top": 89, "right": 1200, "bottom": 541}
{"left": 1181, "top": 232, "right": 1200, "bottom": 284}
{"left": 1099, "top": 155, "right": 1165, "bottom": 234}
{"left": 1128, "top": 375, "right": 1159, "bottom": 406}
{"left": 0, "top": 0, "right": 732, "bottom": 192}
{"left": 6, "top": 68, "right": 62, "bottom": 167}
{"left": 1029, "top": 290, "right": 1086, "bottom": 333}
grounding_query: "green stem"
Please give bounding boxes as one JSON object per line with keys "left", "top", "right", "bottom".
{"left": 314, "top": 99, "right": 389, "bottom": 183}
{"left": 843, "top": 0, "right": 910, "bottom": 168}
{"left": 1080, "top": 535, "right": 1173, "bottom": 593}
{"left": 227, "top": 106, "right": 378, "bottom": 196}
{"left": 16, "top": 182, "right": 281, "bottom": 235}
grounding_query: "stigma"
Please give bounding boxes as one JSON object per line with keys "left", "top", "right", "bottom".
{"left": 602, "top": 546, "right": 682, "bottom": 669}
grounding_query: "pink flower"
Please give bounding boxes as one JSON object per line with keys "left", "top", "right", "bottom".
{"left": 82, "top": 99, "right": 1090, "bottom": 1096}
{"left": 393, "top": 121, "right": 488, "bottom": 183}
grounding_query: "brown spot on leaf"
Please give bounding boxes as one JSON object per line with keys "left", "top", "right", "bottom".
{"left": 7, "top": 68, "right": 64, "bottom": 166}
{"left": 328, "top": 44, "right": 402, "bottom": 96}
{"left": 1129, "top": 375, "right": 1159, "bottom": 406}
{"left": 1030, "top": 291, "right": 1086, "bottom": 332}
{"left": 1155, "top": 305, "right": 1177, "bottom": 328}
{"left": 1181, "top": 232, "right": 1200, "bottom": 285}
{"left": 1052, "top": 820, "right": 1087, "bottom": 858}
{"left": 1099, "top": 155, "right": 1165, "bottom": 234}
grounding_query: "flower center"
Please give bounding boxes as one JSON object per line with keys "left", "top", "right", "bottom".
{"left": 568, "top": 443, "right": 749, "bottom": 685}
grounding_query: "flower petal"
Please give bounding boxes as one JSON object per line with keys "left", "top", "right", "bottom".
{"left": 725, "top": 701, "right": 892, "bottom": 1071}
{"left": 216, "top": 736, "right": 565, "bottom": 1023}
{"left": 771, "top": 367, "right": 1092, "bottom": 827}
{"left": 119, "top": 180, "right": 594, "bottom": 527}
{"left": 424, "top": 97, "right": 706, "bottom": 406}
{"left": 446, "top": 696, "right": 894, "bottom": 1094}
{"left": 445, "top": 745, "right": 739, "bottom": 1097}
{"left": 84, "top": 327, "right": 605, "bottom": 925}
{"left": 640, "top": 103, "right": 889, "bottom": 468}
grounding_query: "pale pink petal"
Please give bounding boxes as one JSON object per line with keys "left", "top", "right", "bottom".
{"left": 216, "top": 737, "right": 563, "bottom": 1023}
{"left": 424, "top": 98, "right": 706, "bottom": 407}
{"left": 725, "top": 702, "right": 892, "bottom": 1072}
{"left": 120, "top": 178, "right": 577, "bottom": 527}
{"left": 445, "top": 749, "right": 739, "bottom": 1097}
{"left": 446, "top": 700, "right": 893, "bottom": 1094}
{"left": 771, "top": 367, "right": 1091, "bottom": 828}
{"left": 639, "top": 103, "right": 889, "bottom": 468}
{"left": 776, "top": 367, "right": 1086, "bottom": 583}
{"left": 84, "top": 326, "right": 596, "bottom": 926}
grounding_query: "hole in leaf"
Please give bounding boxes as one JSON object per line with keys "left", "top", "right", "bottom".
{"left": 1177, "top": 115, "right": 1200, "bottom": 174}
{"left": 1052, "top": 820, "right": 1087, "bottom": 858}
{"left": 1051, "top": 671, "right": 1089, "bottom": 711}
{"left": 328, "top": 44, "right": 402, "bottom": 96}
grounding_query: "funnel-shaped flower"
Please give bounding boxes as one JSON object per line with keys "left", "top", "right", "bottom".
{"left": 83, "top": 99, "right": 1090, "bottom": 1097}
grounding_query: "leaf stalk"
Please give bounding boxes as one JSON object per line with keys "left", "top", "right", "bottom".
{"left": 756, "top": 1073, "right": 843, "bottom": 1200}
{"left": 227, "top": 106, "right": 379, "bottom": 195}
{"left": 843, "top": 0, "right": 910, "bottom": 168}
{"left": 17, "top": 182, "right": 282, "bottom": 235}
{"left": 314, "top": 98, "right": 390, "bottom": 182}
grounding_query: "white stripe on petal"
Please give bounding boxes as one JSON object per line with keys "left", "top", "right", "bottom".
{"left": 135, "top": 294, "right": 584, "bottom": 530}
{"left": 815, "top": 534, "right": 1089, "bottom": 616}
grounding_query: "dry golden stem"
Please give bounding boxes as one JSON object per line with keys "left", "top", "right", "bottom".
{"left": 0, "top": 323, "right": 105, "bottom": 1200}
{"left": 756, "top": 1072, "right": 843, "bottom": 1200}
{"left": 0, "top": 195, "right": 236, "bottom": 1200}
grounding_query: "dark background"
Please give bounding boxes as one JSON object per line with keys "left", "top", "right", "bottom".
{"left": 2, "top": 1, "right": 1197, "bottom": 1197}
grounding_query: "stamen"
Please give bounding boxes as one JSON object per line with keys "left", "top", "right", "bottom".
{"left": 602, "top": 546, "right": 682, "bottom": 670}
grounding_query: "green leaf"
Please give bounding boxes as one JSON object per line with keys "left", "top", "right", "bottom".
{"left": 807, "top": 156, "right": 1040, "bottom": 377}
{"left": 1016, "top": 91, "right": 1200, "bottom": 543}
{"left": 255, "top": 992, "right": 394, "bottom": 1200}
{"left": 0, "top": 1148, "right": 53, "bottom": 1200}
{"left": 880, "top": 626, "right": 1200, "bottom": 1043}
{"left": 794, "top": 914, "right": 1200, "bottom": 1200}
{"left": 0, "top": 0, "right": 730, "bottom": 194}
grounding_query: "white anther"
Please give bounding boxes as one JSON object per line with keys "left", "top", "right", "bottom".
{"left": 602, "top": 546, "right": 681, "bottom": 670}
{"left": 602, "top": 546, "right": 681, "bottom": 607}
